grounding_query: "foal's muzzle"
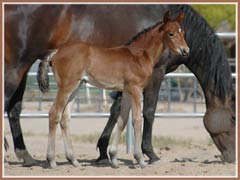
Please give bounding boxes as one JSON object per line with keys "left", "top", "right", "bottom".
{"left": 179, "top": 47, "right": 190, "bottom": 57}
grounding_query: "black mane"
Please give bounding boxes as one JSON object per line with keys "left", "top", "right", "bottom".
{"left": 125, "top": 21, "right": 163, "bottom": 46}
{"left": 170, "top": 5, "right": 233, "bottom": 101}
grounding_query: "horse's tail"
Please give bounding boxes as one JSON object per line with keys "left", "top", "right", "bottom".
{"left": 37, "top": 49, "right": 58, "bottom": 93}
{"left": 4, "top": 137, "right": 9, "bottom": 151}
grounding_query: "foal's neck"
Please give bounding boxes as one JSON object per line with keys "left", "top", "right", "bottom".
{"left": 128, "top": 25, "right": 165, "bottom": 66}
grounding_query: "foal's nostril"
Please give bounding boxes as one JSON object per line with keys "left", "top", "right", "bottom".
{"left": 181, "top": 48, "right": 189, "bottom": 56}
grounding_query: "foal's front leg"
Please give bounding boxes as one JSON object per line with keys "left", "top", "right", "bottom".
{"left": 129, "top": 87, "right": 147, "bottom": 168}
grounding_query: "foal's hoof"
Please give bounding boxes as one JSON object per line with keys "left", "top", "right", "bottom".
{"left": 67, "top": 156, "right": 79, "bottom": 167}
{"left": 109, "top": 152, "right": 118, "bottom": 168}
{"left": 47, "top": 160, "right": 57, "bottom": 169}
{"left": 110, "top": 157, "right": 119, "bottom": 168}
{"left": 111, "top": 162, "right": 119, "bottom": 169}
{"left": 139, "top": 161, "right": 148, "bottom": 169}
{"left": 70, "top": 159, "right": 79, "bottom": 167}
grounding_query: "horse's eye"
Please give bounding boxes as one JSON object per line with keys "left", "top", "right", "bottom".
{"left": 168, "top": 32, "right": 174, "bottom": 37}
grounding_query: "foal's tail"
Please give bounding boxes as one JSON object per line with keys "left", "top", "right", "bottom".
{"left": 37, "top": 49, "right": 58, "bottom": 93}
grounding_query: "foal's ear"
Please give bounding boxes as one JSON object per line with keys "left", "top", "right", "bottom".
{"left": 177, "top": 11, "right": 185, "bottom": 23}
{"left": 163, "top": 11, "right": 171, "bottom": 23}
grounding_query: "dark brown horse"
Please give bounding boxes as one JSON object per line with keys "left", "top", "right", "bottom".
{"left": 4, "top": 4, "right": 235, "bottom": 167}
{"left": 97, "top": 5, "right": 236, "bottom": 164}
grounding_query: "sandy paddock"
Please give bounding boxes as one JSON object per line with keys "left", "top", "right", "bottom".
{"left": 4, "top": 117, "right": 236, "bottom": 177}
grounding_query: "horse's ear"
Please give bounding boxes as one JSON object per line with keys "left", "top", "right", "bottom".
{"left": 177, "top": 11, "right": 185, "bottom": 23}
{"left": 163, "top": 11, "right": 171, "bottom": 23}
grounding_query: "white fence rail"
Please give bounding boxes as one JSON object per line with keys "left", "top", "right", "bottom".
{"left": 4, "top": 72, "right": 236, "bottom": 119}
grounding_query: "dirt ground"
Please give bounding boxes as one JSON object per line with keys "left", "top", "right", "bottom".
{"left": 4, "top": 117, "right": 236, "bottom": 177}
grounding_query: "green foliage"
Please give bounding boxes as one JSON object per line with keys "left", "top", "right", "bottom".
{"left": 192, "top": 4, "right": 236, "bottom": 31}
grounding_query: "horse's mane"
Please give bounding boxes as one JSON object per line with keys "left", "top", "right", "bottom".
{"left": 125, "top": 21, "right": 163, "bottom": 46}
{"left": 171, "top": 5, "right": 233, "bottom": 101}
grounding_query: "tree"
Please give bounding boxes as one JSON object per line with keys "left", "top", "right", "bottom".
{"left": 192, "top": 4, "right": 236, "bottom": 31}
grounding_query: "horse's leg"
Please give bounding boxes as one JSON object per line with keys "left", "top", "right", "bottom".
{"left": 108, "top": 93, "right": 131, "bottom": 168}
{"left": 142, "top": 71, "right": 164, "bottom": 164}
{"left": 4, "top": 137, "right": 9, "bottom": 151}
{"left": 47, "top": 86, "right": 76, "bottom": 168}
{"left": 96, "top": 95, "right": 122, "bottom": 162}
{"left": 129, "top": 87, "right": 147, "bottom": 168}
{"left": 6, "top": 74, "right": 37, "bottom": 166}
{"left": 60, "top": 101, "right": 79, "bottom": 167}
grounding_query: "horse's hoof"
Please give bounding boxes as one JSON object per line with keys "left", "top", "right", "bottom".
{"left": 22, "top": 158, "right": 37, "bottom": 167}
{"left": 96, "top": 158, "right": 109, "bottom": 165}
{"left": 148, "top": 158, "right": 160, "bottom": 164}
{"left": 4, "top": 158, "right": 9, "bottom": 165}
{"left": 96, "top": 154, "right": 108, "bottom": 163}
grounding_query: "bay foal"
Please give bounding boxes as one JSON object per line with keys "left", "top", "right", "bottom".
{"left": 39, "top": 11, "right": 189, "bottom": 168}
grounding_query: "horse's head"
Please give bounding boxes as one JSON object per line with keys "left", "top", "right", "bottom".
{"left": 161, "top": 11, "right": 189, "bottom": 57}
{"left": 201, "top": 86, "right": 236, "bottom": 163}
{"left": 203, "top": 104, "right": 236, "bottom": 163}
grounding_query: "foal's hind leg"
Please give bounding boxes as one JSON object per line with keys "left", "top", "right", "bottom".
{"left": 60, "top": 101, "right": 79, "bottom": 167}
{"left": 109, "top": 93, "right": 131, "bottom": 168}
{"left": 47, "top": 86, "right": 77, "bottom": 168}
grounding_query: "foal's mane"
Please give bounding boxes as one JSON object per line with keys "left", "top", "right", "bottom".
{"left": 125, "top": 21, "right": 163, "bottom": 46}
{"left": 171, "top": 5, "right": 233, "bottom": 101}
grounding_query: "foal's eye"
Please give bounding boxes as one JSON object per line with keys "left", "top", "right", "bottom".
{"left": 168, "top": 32, "right": 174, "bottom": 37}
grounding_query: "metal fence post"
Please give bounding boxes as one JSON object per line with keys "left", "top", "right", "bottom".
{"left": 38, "top": 90, "right": 42, "bottom": 111}
{"left": 98, "top": 89, "right": 102, "bottom": 112}
{"left": 126, "top": 110, "right": 133, "bottom": 153}
{"left": 77, "top": 90, "right": 80, "bottom": 112}
{"left": 193, "top": 78, "right": 197, "bottom": 113}
{"left": 167, "top": 77, "right": 171, "bottom": 112}
{"left": 86, "top": 85, "right": 91, "bottom": 105}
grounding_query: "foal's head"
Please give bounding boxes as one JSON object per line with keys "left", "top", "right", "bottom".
{"left": 161, "top": 11, "right": 189, "bottom": 57}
